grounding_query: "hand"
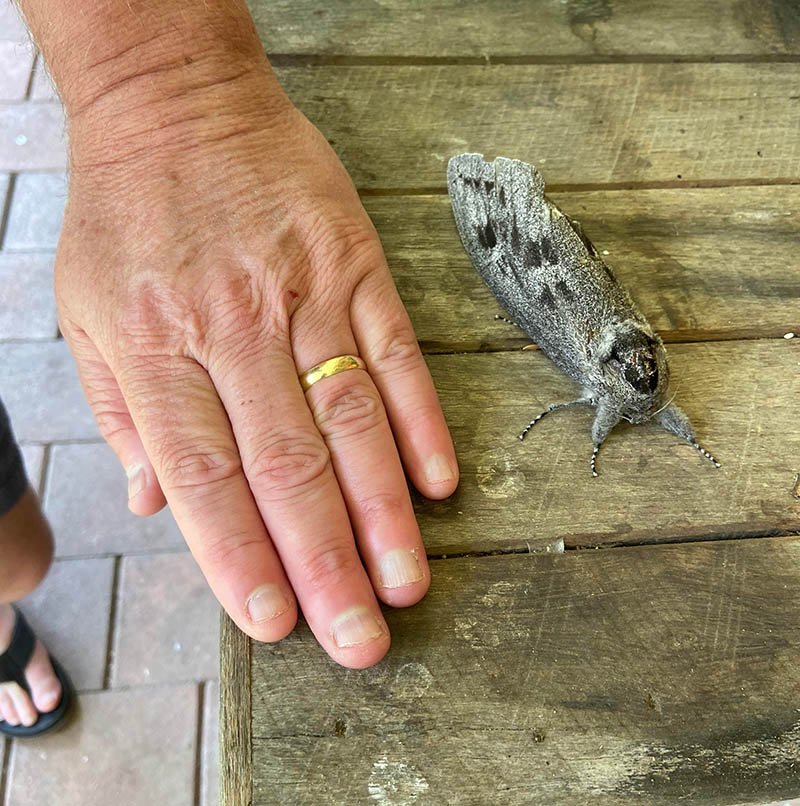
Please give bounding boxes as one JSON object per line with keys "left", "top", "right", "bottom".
{"left": 56, "top": 83, "right": 458, "bottom": 668}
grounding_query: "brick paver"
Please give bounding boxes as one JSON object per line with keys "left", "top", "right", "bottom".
{"left": 17, "top": 557, "right": 115, "bottom": 690}
{"left": 29, "top": 55, "right": 58, "bottom": 102}
{"left": 3, "top": 171, "right": 67, "bottom": 249}
{"left": 6, "top": 685, "right": 200, "bottom": 806}
{"left": 0, "top": 1, "right": 29, "bottom": 44}
{"left": 0, "top": 340, "right": 99, "bottom": 441}
{"left": 0, "top": 104, "right": 67, "bottom": 171}
{"left": 202, "top": 680, "right": 220, "bottom": 806}
{"left": 45, "top": 441, "right": 185, "bottom": 557}
{"left": 0, "top": 253, "right": 57, "bottom": 338}
{"left": 112, "top": 551, "right": 219, "bottom": 686}
{"left": 0, "top": 41, "right": 34, "bottom": 102}
{"left": 19, "top": 444, "right": 45, "bottom": 491}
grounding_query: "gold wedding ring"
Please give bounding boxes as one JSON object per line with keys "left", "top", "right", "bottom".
{"left": 299, "top": 354, "right": 367, "bottom": 392}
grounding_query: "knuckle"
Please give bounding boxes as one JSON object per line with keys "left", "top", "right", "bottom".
{"left": 371, "top": 326, "right": 423, "bottom": 373}
{"left": 246, "top": 428, "right": 331, "bottom": 499}
{"left": 313, "top": 379, "right": 384, "bottom": 439}
{"left": 354, "top": 490, "right": 409, "bottom": 531}
{"left": 295, "top": 537, "right": 362, "bottom": 594}
{"left": 158, "top": 441, "right": 243, "bottom": 491}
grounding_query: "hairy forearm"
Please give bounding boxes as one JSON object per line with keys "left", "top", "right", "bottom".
{"left": 15, "top": 0, "right": 290, "bottom": 163}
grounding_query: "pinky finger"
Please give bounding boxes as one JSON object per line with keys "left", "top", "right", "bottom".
{"left": 350, "top": 272, "right": 459, "bottom": 500}
{"left": 60, "top": 322, "right": 167, "bottom": 516}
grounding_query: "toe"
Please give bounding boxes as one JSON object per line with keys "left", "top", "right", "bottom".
{"left": 8, "top": 683, "right": 38, "bottom": 727}
{"left": 0, "top": 690, "right": 21, "bottom": 726}
{"left": 26, "top": 640, "right": 62, "bottom": 714}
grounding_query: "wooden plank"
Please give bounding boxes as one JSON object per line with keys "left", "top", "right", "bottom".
{"left": 247, "top": 536, "right": 800, "bottom": 805}
{"left": 413, "top": 339, "right": 800, "bottom": 555}
{"left": 219, "top": 610, "right": 252, "bottom": 806}
{"left": 249, "top": 0, "right": 800, "bottom": 57}
{"left": 366, "top": 186, "right": 800, "bottom": 348}
{"left": 272, "top": 63, "right": 800, "bottom": 187}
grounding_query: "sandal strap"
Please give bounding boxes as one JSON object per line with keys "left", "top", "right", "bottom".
{"left": 0, "top": 606, "right": 35, "bottom": 691}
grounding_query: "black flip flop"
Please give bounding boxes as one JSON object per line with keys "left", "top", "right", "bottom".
{"left": 0, "top": 606, "right": 74, "bottom": 737}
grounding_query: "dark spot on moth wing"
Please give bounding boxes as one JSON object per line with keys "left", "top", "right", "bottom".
{"left": 523, "top": 240, "right": 543, "bottom": 269}
{"left": 484, "top": 180, "right": 495, "bottom": 192}
{"left": 499, "top": 187, "right": 507, "bottom": 205}
{"left": 541, "top": 235, "right": 557, "bottom": 263}
{"left": 510, "top": 220, "right": 521, "bottom": 252}
{"left": 555, "top": 279, "right": 574, "bottom": 301}
{"left": 538, "top": 285, "right": 557, "bottom": 311}
{"left": 476, "top": 221, "right": 497, "bottom": 249}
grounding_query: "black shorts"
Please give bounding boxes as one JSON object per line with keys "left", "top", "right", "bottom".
{"left": 0, "top": 397, "right": 27, "bottom": 517}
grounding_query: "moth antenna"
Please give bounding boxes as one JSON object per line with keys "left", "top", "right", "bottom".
{"left": 518, "top": 399, "right": 592, "bottom": 440}
{"left": 590, "top": 445, "right": 600, "bottom": 477}
{"left": 494, "top": 314, "right": 520, "bottom": 328}
{"left": 690, "top": 439, "right": 721, "bottom": 469}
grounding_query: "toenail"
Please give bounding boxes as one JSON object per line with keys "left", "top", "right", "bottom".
{"left": 126, "top": 464, "right": 146, "bottom": 500}
{"left": 246, "top": 584, "right": 291, "bottom": 623}
{"left": 41, "top": 690, "right": 60, "bottom": 709}
{"left": 379, "top": 548, "right": 423, "bottom": 589}
{"left": 331, "top": 606, "right": 386, "bottom": 648}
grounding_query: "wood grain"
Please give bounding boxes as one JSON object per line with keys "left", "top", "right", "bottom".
{"left": 219, "top": 610, "right": 251, "bottom": 806}
{"left": 413, "top": 339, "right": 800, "bottom": 555}
{"left": 249, "top": 0, "right": 800, "bottom": 57}
{"left": 248, "top": 536, "right": 800, "bottom": 805}
{"left": 366, "top": 186, "right": 800, "bottom": 349}
{"left": 273, "top": 63, "right": 800, "bottom": 188}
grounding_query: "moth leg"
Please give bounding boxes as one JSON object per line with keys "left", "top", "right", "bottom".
{"left": 494, "top": 314, "right": 520, "bottom": 328}
{"left": 655, "top": 405, "right": 721, "bottom": 469}
{"left": 519, "top": 398, "right": 592, "bottom": 440}
{"left": 590, "top": 404, "right": 622, "bottom": 478}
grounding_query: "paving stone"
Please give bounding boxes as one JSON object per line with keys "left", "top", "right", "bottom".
{"left": 0, "top": 103, "right": 67, "bottom": 171}
{"left": 30, "top": 55, "right": 58, "bottom": 102}
{"left": 0, "top": 41, "right": 34, "bottom": 101}
{"left": 0, "top": 0, "right": 29, "bottom": 43}
{"left": 0, "top": 252, "right": 57, "bottom": 338}
{"left": 17, "top": 557, "right": 114, "bottom": 690}
{"left": 19, "top": 443, "right": 45, "bottom": 491}
{"left": 0, "top": 340, "right": 99, "bottom": 441}
{"left": 201, "top": 680, "right": 219, "bottom": 806}
{"left": 45, "top": 441, "right": 185, "bottom": 556}
{"left": 6, "top": 684, "right": 199, "bottom": 806}
{"left": 112, "top": 551, "right": 219, "bottom": 686}
{"left": 4, "top": 171, "right": 67, "bottom": 249}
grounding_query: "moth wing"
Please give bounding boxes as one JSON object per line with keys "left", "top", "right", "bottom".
{"left": 447, "top": 153, "right": 591, "bottom": 379}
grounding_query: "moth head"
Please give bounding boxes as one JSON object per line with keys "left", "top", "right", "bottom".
{"left": 603, "top": 324, "right": 669, "bottom": 420}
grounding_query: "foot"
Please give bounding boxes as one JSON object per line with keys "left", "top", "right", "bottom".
{"left": 0, "top": 604, "right": 62, "bottom": 727}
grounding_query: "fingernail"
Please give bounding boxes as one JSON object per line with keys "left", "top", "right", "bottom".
{"left": 380, "top": 548, "right": 423, "bottom": 588}
{"left": 424, "top": 453, "right": 455, "bottom": 484}
{"left": 247, "top": 584, "right": 291, "bottom": 622}
{"left": 331, "top": 606, "right": 386, "bottom": 648}
{"left": 126, "top": 464, "right": 146, "bottom": 500}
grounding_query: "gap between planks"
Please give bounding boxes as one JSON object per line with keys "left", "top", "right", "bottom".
{"left": 426, "top": 528, "right": 800, "bottom": 561}
{"left": 269, "top": 54, "right": 800, "bottom": 67}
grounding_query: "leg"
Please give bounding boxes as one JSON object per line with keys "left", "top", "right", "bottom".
{"left": 590, "top": 403, "right": 622, "bottom": 478}
{"left": 0, "top": 399, "right": 62, "bottom": 729}
{"left": 655, "top": 405, "right": 721, "bottom": 469}
{"left": 519, "top": 398, "right": 593, "bottom": 440}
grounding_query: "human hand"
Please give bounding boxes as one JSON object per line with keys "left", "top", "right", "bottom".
{"left": 56, "top": 75, "right": 458, "bottom": 668}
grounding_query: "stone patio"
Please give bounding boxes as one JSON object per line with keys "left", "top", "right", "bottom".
{"left": 1, "top": 3, "right": 219, "bottom": 803}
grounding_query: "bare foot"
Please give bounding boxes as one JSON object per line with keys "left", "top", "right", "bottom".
{"left": 0, "top": 604, "right": 62, "bottom": 727}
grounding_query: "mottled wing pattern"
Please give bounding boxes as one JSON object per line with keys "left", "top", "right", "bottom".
{"left": 447, "top": 153, "right": 641, "bottom": 385}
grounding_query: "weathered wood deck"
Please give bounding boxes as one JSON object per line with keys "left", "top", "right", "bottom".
{"left": 221, "top": 2, "right": 800, "bottom": 803}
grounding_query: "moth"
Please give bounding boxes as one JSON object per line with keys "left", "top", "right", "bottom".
{"left": 447, "top": 152, "right": 719, "bottom": 476}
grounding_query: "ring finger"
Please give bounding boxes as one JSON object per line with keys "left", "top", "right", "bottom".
{"left": 291, "top": 303, "right": 430, "bottom": 609}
